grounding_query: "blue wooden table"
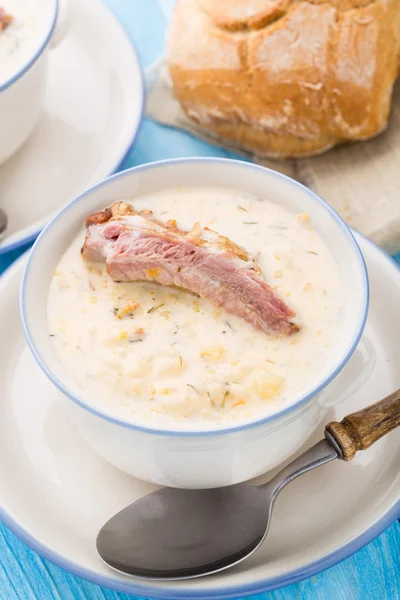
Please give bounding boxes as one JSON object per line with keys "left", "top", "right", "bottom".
{"left": 0, "top": 1, "right": 399, "bottom": 598}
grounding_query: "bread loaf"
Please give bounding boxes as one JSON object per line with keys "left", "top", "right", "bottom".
{"left": 167, "top": 0, "right": 400, "bottom": 157}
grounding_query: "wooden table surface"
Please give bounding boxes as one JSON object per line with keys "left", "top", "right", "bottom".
{"left": 0, "top": 1, "right": 399, "bottom": 598}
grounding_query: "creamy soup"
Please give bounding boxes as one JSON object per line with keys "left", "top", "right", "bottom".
{"left": 0, "top": 1, "right": 45, "bottom": 85}
{"left": 47, "top": 187, "right": 343, "bottom": 430}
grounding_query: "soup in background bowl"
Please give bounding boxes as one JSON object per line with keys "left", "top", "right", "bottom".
{"left": 21, "top": 158, "right": 369, "bottom": 488}
{"left": 0, "top": 0, "right": 51, "bottom": 85}
{"left": 0, "top": 0, "right": 59, "bottom": 164}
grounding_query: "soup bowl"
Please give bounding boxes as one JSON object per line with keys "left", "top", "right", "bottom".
{"left": 0, "top": 0, "right": 66, "bottom": 164}
{"left": 21, "top": 159, "right": 370, "bottom": 488}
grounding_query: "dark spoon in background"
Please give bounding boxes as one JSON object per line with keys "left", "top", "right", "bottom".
{"left": 0, "top": 208, "right": 7, "bottom": 237}
{"left": 97, "top": 389, "right": 400, "bottom": 580}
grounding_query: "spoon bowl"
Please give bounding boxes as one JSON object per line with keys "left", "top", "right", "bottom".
{"left": 97, "top": 484, "right": 267, "bottom": 579}
{"left": 0, "top": 208, "right": 7, "bottom": 237}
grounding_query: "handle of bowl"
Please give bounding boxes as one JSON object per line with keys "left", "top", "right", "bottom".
{"left": 325, "top": 388, "right": 400, "bottom": 460}
{"left": 50, "top": 0, "right": 69, "bottom": 49}
{"left": 321, "top": 336, "right": 375, "bottom": 409}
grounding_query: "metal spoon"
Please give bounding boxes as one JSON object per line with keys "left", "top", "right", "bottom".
{"left": 97, "top": 388, "right": 400, "bottom": 580}
{"left": 0, "top": 208, "right": 7, "bottom": 237}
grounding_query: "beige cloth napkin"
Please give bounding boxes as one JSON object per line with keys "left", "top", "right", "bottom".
{"left": 146, "top": 63, "right": 400, "bottom": 255}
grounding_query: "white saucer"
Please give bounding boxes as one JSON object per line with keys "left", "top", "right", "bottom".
{"left": 0, "top": 0, "right": 143, "bottom": 255}
{"left": 0, "top": 234, "right": 399, "bottom": 598}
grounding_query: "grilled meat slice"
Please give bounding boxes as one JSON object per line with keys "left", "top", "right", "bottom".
{"left": 82, "top": 202, "right": 298, "bottom": 336}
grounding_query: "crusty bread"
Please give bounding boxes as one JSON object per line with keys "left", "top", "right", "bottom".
{"left": 167, "top": 0, "right": 400, "bottom": 157}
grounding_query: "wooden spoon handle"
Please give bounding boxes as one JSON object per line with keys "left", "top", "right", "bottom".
{"left": 325, "top": 388, "right": 400, "bottom": 461}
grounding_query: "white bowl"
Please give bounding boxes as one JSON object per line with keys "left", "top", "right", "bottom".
{"left": 0, "top": 0, "right": 61, "bottom": 164}
{"left": 21, "top": 159, "right": 369, "bottom": 488}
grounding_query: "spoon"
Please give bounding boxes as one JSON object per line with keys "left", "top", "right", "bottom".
{"left": 97, "top": 388, "right": 400, "bottom": 580}
{"left": 0, "top": 208, "right": 7, "bottom": 237}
